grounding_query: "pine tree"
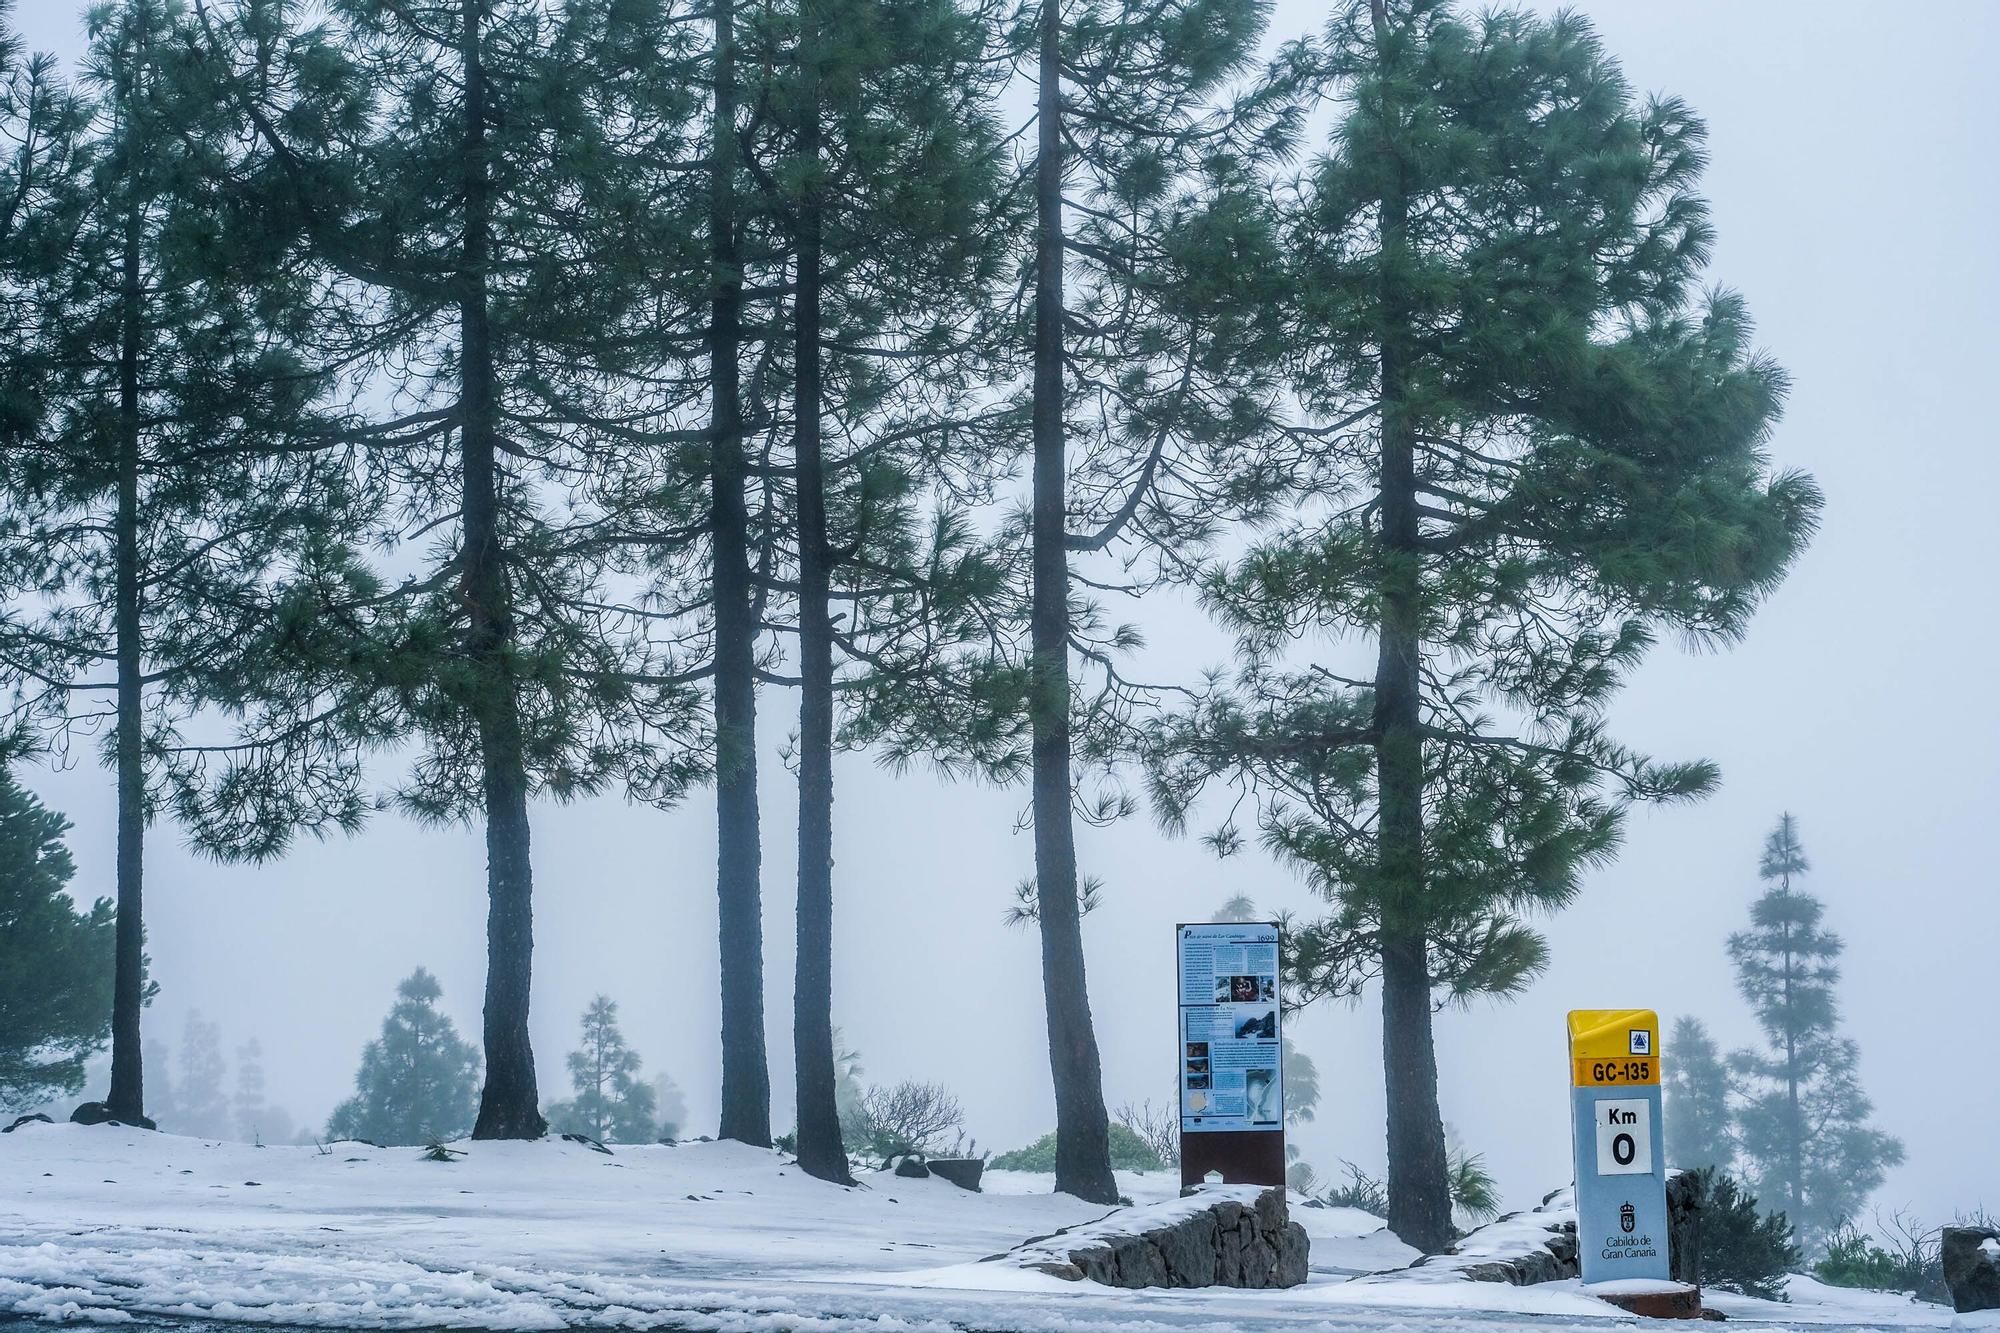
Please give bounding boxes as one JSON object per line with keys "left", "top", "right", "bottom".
{"left": 0, "top": 769, "right": 117, "bottom": 1112}
{"left": 1664, "top": 1015, "right": 1733, "bottom": 1173}
{"left": 1007, "top": 0, "right": 1296, "bottom": 1208}
{"left": 652, "top": 1072, "right": 687, "bottom": 1141}
{"left": 140, "top": 1036, "right": 175, "bottom": 1126}
{"left": 198, "top": 0, "right": 709, "bottom": 1140}
{"left": 705, "top": 0, "right": 771, "bottom": 1151}
{"left": 549, "top": 996, "right": 658, "bottom": 1144}
{"left": 0, "top": 0, "right": 377, "bottom": 1128}
{"left": 328, "top": 969, "right": 480, "bottom": 1147}
{"left": 175, "top": 1010, "right": 228, "bottom": 1138}
{"left": 1728, "top": 814, "right": 1902, "bottom": 1254}
{"left": 1147, "top": 0, "right": 1819, "bottom": 1250}
{"left": 232, "top": 1037, "right": 292, "bottom": 1144}
{"left": 761, "top": 0, "right": 1012, "bottom": 1187}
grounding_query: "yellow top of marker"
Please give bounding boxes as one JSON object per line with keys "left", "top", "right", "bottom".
{"left": 1567, "top": 1009, "right": 1660, "bottom": 1087}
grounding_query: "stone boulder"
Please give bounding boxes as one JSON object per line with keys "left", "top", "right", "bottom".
{"left": 1403, "top": 1205, "right": 1579, "bottom": 1285}
{"left": 3, "top": 1113, "right": 53, "bottom": 1133}
{"left": 1666, "top": 1169, "right": 1703, "bottom": 1287}
{"left": 926, "top": 1157, "right": 984, "bottom": 1192}
{"left": 892, "top": 1155, "right": 930, "bottom": 1179}
{"left": 999, "top": 1184, "right": 1307, "bottom": 1289}
{"left": 1943, "top": 1226, "right": 2000, "bottom": 1314}
{"left": 68, "top": 1102, "right": 156, "bottom": 1131}
{"left": 1397, "top": 1173, "right": 1701, "bottom": 1291}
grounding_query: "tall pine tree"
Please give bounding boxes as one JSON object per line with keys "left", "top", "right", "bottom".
{"left": 1, "top": 0, "right": 372, "bottom": 1126}
{"left": 1147, "top": 0, "right": 1819, "bottom": 1249}
{"left": 198, "top": 0, "right": 708, "bottom": 1139}
{"left": 1006, "top": 0, "right": 1294, "bottom": 1205}
{"left": 1728, "top": 814, "right": 1902, "bottom": 1253}
{"left": 762, "top": 0, "right": 1012, "bottom": 1185}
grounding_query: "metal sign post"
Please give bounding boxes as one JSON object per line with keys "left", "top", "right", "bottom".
{"left": 1568, "top": 1009, "right": 1671, "bottom": 1285}
{"left": 1177, "top": 921, "right": 1284, "bottom": 1188}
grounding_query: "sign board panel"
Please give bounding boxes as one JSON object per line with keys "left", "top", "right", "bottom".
{"left": 1176, "top": 922, "right": 1285, "bottom": 1188}
{"left": 1568, "top": 1009, "right": 1671, "bottom": 1286}
{"left": 1177, "top": 922, "right": 1283, "bottom": 1133}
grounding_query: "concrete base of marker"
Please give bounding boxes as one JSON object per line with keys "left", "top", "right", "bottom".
{"left": 1589, "top": 1281, "right": 1705, "bottom": 1319}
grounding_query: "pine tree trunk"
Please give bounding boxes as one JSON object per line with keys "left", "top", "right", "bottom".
{"left": 460, "top": 0, "right": 544, "bottom": 1142}
{"left": 1029, "top": 0, "right": 1116, "bottom": 1207}
{"left": 1782, "top": 927, "right": 1801, "bottom": 1222}
{"left": 789, "top": 77, "right": 850, "bottom": 1183}
{"left": 709, "top": 0, "right": 771, "bottom": 1148}
{"left": 105, "top": 155, "right": 147, "bottom": 1128}
{"left": 1370, "top": 0, "right": 1452, "bottom": 1250}
{"left": 1373, "top": 400, "right": 1452, "bottom": 1248}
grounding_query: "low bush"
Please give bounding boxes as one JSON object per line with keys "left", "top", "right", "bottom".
{"left": 990, "top": 1122, "right": 1165, "bottom": 1172}
{"left": 1694, "top": 1168, "right": 1801, "bottom": 1301}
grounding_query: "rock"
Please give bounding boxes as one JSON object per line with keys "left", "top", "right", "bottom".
{"left": 1667, "top": 1169, "right": 1702, "bottom": 1287}
{"left": 893, "top": 1155, "right": 931, "bottom": 1179}
{"left": 68, "top": 1102, "right": 156, "bottom": 1131}
{"left": 3, "top": 1113, "right": 53, "bottom": 1133}
{"left": 926, "top": 1158, "right": 984, "bottom": 1192}
{"left": 1943, "top": 1226, "right": 2000, "bottom": 1314}
{"left": 1410, "top": 1177, "right": 1702, "bottom": 1291}
{"left": 999, "top": 1184, "right": 1306, "bottom": 1289}
{"left": 1406, "top": 1204, "right": 1580, "bottom": 1286}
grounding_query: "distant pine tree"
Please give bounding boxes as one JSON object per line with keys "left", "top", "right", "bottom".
{"left": 548, "top": 997, "right": 656, "bottom": 1144}
{"left": 328, "top": 970, "right": 480, "bottom": 1146}
{"left": 1728, "top": 814, "right": 1902, "bottom": 1253}
{"left": 651, "top": 1073, "right": 687, "bottom": 1142}
{"left": 141, "top": 1038, "right": 176, "bottom": 1128}
{"left": 176, "top": 1013, "right": 229, "bottom": 1138}
{"left": 1664, "top": 1016, "right": 1734, "bottom": 1172}
{"left": 232, "top": 1038, "right": 292, "bottom": 1145}
{"left": 0, "top": 771, "right": 116, "bottom": 1112}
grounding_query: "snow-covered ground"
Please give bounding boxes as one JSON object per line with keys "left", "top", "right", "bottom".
{"left": 0, "top": 1123, "right": 1961, "bottom": 1331}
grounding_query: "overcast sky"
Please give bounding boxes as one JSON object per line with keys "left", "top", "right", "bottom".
{"left": 12, "top": 0, "right": 1997, "bottom": 1226}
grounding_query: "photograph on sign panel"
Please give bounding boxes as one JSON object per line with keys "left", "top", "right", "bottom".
{"left": 1245, "top": 1068, "right": 1278, "bottom": 1123}
{"left": 1210, "top": 973, "right": 1277, "bottom": 1004}
{"left": 1233, "top": 1008, "right": 1276, "bottom": 1040}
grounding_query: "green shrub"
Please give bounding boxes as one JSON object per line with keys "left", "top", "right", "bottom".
{"left": 1695, "top": 1168, "right": 1801, "bottom": 1301}
{"left": 1815, "top": 1225, "right": 1903, "bottom": 1291}
{"left": 990, "top": 1123, "right": 1165, "bottom": 1173}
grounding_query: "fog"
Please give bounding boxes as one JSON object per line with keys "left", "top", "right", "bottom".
{"left": 13, "top": 0, "right": 1996, "bottom": 1226}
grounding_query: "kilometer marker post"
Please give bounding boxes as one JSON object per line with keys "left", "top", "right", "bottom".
{"left": 1567, "top": 1009, "right": 1675, "bottom": 1294}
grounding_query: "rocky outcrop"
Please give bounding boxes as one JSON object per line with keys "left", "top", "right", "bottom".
{"left": 1943, "top": 1226, "right": 2000, "bottom": 1314}
{"left": 926, "top": 1158, "right": 984, "bottom": 1192}
{"left": 998, "top": 1184, "right": 1307, "bottom": 1289}
{"left": 1400, "top": 1202, "right": 1579, "bottom": 1285}
{"left": 1395, "top": 1172, "right": 1701, "bottom": 1290}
